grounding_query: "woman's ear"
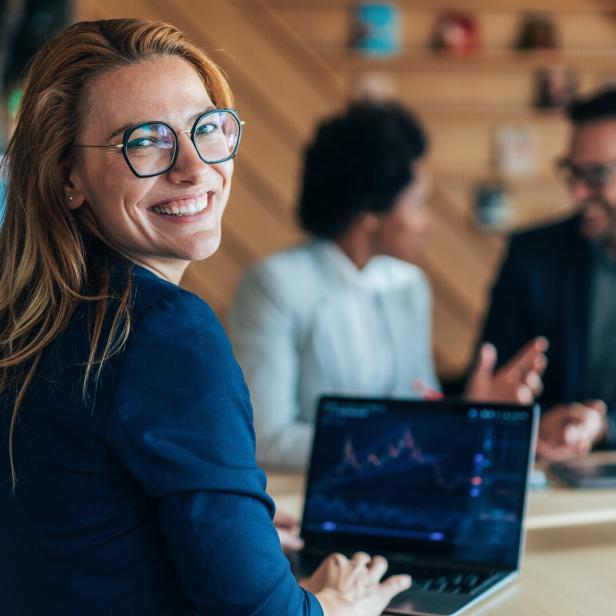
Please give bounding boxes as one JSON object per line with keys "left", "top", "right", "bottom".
{"left": 62, "top": 163, "right": 86, "bottom": 210}
{"left": 358, "top": 211, "right": 380, "bottom": 234}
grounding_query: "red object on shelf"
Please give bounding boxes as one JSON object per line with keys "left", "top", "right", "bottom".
{"left": 432, "top": 10, "right": 480, "bottom": 56}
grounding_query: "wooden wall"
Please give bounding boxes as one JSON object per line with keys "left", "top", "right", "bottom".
{"left": 75, "top": 0, "right": 616, "bottom": 378}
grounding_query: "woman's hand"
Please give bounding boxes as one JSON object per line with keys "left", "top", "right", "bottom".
{"left": 301, "top": 551, "right": 411, "bottom": 616}
{"left": 466, "top": 337, "right": 548, "bottom": 404}
{"left": 274, "top": 509, "right": 304, "bottom": 554}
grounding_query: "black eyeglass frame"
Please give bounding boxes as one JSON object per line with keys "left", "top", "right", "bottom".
{"left": 74, "top": 107, "right": 244, "bottom": 179}
{"left": 555, "top": 157, "right": 616, "bottom": 191}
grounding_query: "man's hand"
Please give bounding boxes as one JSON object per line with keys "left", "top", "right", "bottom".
{"left": 537, "top": 400, "right": 608, "bottom": 461}
{"left": 466, "top": 337, "right": 548, "bottom": 404}
{"left": 274, "top": 509, "right": 304, "bottom": 554}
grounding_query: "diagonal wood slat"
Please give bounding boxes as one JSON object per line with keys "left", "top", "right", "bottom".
{"left": 75, "top": 0, "right": 613, "bottom": 376}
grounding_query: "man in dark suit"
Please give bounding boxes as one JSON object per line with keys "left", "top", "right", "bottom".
{"left": 481, "top": 88, "right": 616, "bottom": 460}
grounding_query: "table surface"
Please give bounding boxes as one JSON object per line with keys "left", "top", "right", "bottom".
{"left": 266, "top": 470, "right": 616, "bottom": 616}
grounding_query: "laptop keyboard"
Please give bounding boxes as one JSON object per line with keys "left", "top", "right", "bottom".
{"left": 385, "top": 561, "right": 492, "bottom": 595}
{"left": 297, "top": 552, "right": 496, "bottom": 596}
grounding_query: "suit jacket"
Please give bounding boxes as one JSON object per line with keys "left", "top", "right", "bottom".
{"left": 0, "top": 250, "right": 321, "bottom": 615}
{"left": 228, "top": 240, "right": 438, "bottom": 470}
{"left": 481, "top": 214, "right": 615, "bottom": 446}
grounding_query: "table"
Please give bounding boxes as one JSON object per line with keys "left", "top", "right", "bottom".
{"left": 266, "top": 472, "right": 616, "bottom": 615}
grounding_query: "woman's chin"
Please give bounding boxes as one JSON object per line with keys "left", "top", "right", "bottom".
{"left": 181, "top": 236, "right": 222, "bottom": 262}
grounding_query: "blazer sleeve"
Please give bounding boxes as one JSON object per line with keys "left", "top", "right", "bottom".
{"left": 602, "top": 405, "right": 616, "bottom": 449}
{"left": 228, "top": 266, "right": 313, "bottom": 470}
{"left": 106, "top": 290, "right": 322, "bottom": 616}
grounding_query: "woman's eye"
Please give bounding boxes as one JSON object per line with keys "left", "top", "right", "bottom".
{"left": 196, "top": 123, "right": 218, "bottom": 136}
{"left": 126, "top": 137, "right": 158, "bottom": 149}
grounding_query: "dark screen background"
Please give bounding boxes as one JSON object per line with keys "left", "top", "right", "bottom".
{"left": 302, "top": 398, "right": 534, "bottom": 569}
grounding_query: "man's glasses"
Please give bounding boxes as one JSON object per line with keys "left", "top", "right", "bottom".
{"left": 75, "top": 108, "right": 243, "bottom": 178}
{"left": 555, "top": 157, "right": 616, "bottom": 191}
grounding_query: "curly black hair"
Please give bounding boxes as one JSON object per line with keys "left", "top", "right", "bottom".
{"left": 568, "top": 88, "right": 616, "bottom": 125}
{"left": 298, "top": 101, "right": 428, "bottom": 239}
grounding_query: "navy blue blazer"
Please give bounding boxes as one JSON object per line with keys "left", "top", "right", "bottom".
{"left": 481, "top": 215, "right": 615, "bottom": 445}
{"left": 0, "top": 253, "right": 321, "bottom": 615}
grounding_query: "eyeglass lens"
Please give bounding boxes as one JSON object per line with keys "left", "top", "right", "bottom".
{"left": 558, "top": 160, "right": 616, "bottom": 190}
{"left": 125, "top": 110, "right": 241, "bottom": 177}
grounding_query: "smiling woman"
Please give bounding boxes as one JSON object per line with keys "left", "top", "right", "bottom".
{"left": 66, "top": 54, "right": 236, "bottom": 277}
{"left": 0, "top": 18, "right": 410, "bottom": 616}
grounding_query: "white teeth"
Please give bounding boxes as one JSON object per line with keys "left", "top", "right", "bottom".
{"left": 152, "top": 195, "right": 210, "bottom": 217}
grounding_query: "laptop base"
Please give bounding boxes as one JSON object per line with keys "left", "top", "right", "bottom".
{"left": 292, "top": 550, "right": 515, "bottom": 616}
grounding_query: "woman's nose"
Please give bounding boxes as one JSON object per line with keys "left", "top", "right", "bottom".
{"left": 166, "top": 132, "right": 210, "bottom": 184}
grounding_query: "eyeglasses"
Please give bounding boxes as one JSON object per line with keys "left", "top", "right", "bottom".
{"left": 555, "top": 157, "right": 616, "bottom": 191}
{"left": 74, "top": 108, "right": 243, "bottom": 178}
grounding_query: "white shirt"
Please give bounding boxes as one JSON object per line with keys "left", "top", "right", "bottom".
{"left": 228, "top": 240, "right": 438, "bottom": 469}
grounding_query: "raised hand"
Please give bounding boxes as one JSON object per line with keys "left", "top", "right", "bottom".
{"left": 466, "top": 337, "right": 548, "bottom": 404}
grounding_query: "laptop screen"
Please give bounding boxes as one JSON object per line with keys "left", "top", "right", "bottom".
{"left": 301, "top": 397, "right": 537, "bottom": 570}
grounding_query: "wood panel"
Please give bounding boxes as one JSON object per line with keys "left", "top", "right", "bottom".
{"left": 269, "top": 0, "right": 616, "bottom": 15}
{"left": 75, "top": 0, "right": 616, "bottom": 377}
{"left": 273, "top": 6, "right": 616, "bottom": 51}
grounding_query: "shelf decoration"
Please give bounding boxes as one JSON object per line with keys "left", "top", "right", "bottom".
{"left": 514, "top": 12, "right": 559, "bottom": 51}
{"left": 349, "top": 2, "right": 401, "bottom": 57}
{"left": 431, "top": 10, "right": 480, "bottom": 57}
{"left": 534, "top": 65, "right": 578, "bottom": 110}
{"left": 492, "top": 124, "right": 538, "bottom": 179}
{"left": 474, "top": 182, "right": 513, "bottom": 231}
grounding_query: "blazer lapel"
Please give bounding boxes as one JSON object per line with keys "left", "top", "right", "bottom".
{"left": 562, "top": 239, "right": 591, "bottom": 401}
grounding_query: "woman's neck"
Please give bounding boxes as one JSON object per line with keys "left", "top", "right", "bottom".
{"left": 334, "top": 227, "right": 375, "bottom": 270}
{"left": 131, "top": 256, "right": 189, "bottom": 285}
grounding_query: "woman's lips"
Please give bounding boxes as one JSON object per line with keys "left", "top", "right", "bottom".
{"left": 151, "top": 193, "right": 211, "bottom": 217}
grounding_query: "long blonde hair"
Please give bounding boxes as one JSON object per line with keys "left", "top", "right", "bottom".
{"left": 0, "top": 19, "right": 233, "bottom": 485}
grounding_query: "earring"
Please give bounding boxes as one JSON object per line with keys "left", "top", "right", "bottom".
{"left": 67, "top": 195, "right": 74, "bottom": 201}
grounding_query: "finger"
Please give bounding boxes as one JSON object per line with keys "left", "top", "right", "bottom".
{"left": 350, "top": 552, "right": 371, "bottom": 569}
{"left": 273, "top": 509, "right": 298, "bottom": 529}
{"left": 532, "top": 352, "right": 548, "bottom": 377}
{"left": 502, "top": 337, "right": 548, "bottom": 379}
{"left": 582, "top": 400, "right": 607, "bottom": 415}
{"left": 377, "top": 575, "right": 412, "bottom": 604}
{"left": 515, "top": 384, "right": 533, "bottom": 405}
{"left": 412, "top": 379, "right": 444, "bottom": 400}
{"left": 524, "top": 371, "right": 543, "bottom": 397}
{"left": 347, "top": 552, "right": 372, "bottom": 584}
{"left": 563, "top": 423, "right": 583, "bottom": 446}
{"left": 562, "top": 403, "right": 604, "bottom": 426}
{"left": 366, "top": 555, "right": 388, "bottom": 582}
{"left": 277, "top": 529, "right": 304, "bottom": 554}
{"left": 473, "top": 343, "right": 497, "bottom": 378}
{"left": 327, "top": 552, "right": 348, "bottom": 568}
{"left": 536, "top": 439, "right": 578, "bottom": 462}
{"left": 575, "top": 437, "right": 593, "bottom": 456}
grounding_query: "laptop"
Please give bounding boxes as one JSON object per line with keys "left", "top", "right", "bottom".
{"left": 292, "top": 396, "right": 538, "bottom": 615}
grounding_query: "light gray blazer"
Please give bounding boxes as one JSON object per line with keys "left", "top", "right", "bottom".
{"left": 228, "top": 240, "right": 438, "bottom": 470}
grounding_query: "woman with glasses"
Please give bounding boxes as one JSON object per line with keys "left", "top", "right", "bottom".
{"left": 0, "top": 19, "right": 410, "bottom": 615}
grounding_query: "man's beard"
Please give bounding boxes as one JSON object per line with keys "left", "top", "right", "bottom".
{"left": 579, "top": 198, "right": 616, "bottom": 248}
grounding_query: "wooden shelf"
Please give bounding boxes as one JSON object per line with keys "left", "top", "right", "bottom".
{"left": 324, "top": 48, "right": 616, "bottom": 73}
{"left": 419, "top": 106, "right": 571, "bottom": 123}
{"left": 269, "top": 0, "right": 616, "bottom": 14}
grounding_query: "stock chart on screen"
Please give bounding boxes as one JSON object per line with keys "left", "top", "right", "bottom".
{"left": 302, "top": 399, "right": 533, "bottom": 567}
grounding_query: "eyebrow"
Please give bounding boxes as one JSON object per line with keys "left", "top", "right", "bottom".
{"left": 106, "top": 106, "right": 217, "bottom": 141}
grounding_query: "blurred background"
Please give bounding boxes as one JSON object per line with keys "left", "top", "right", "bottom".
{"left": 1, "top": 0, "right": 616, "bottom": 381}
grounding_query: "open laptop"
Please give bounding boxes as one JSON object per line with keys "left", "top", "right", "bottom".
{"left": 292, "top": 396, "right": 538, "bottom": 615}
